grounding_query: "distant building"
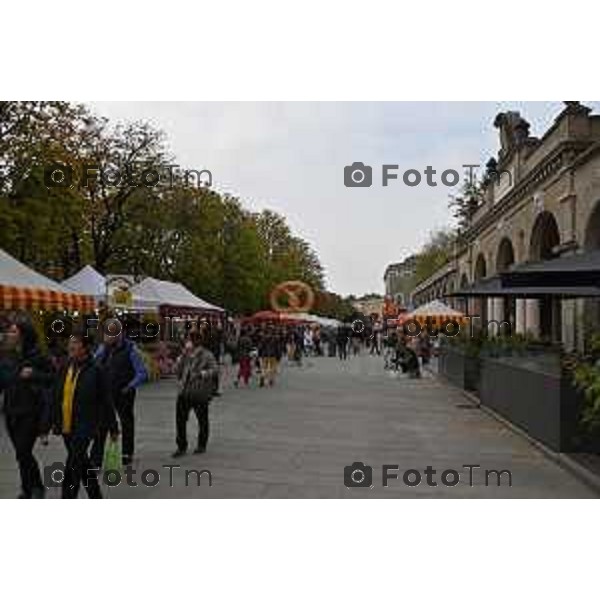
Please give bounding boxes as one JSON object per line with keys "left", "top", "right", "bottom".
{"left": 352, "top": 297, "right": 384, "bottom": 317}
{"left": 383, "top": 255, "right": 417, "bottom": 307}
{"left": 410, "top": 102, "right": 600, "bottom": 349}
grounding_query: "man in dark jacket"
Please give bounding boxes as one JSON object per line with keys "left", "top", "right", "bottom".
{"left": 0, "top": 319, "right": 54, "bottom": 499}
{"left": 336, "top": 325, "right": 349, "bottom": 360}
{"left": 54, "top": 331, "right": 119, "bottom": 499}
{"left": 172, "top": 330, "right": 218, "bottom": 457}
{"left": 93, "top": 324, "right": 147, "bottom": 466}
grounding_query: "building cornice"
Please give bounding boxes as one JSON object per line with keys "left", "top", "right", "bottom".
{"left": 464, "top": 139, "right": 594, "bottom": 243}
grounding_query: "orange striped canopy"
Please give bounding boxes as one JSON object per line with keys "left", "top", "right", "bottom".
{"left": 0, "top": 285, "right": 95, "bottom": 312}
{"left": 403, "top": 300, "right": 467, "bottom": 326}
{"left": 0, "top": 248, "right": 95, "bottom": 313}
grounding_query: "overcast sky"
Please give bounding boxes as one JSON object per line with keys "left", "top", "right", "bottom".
{"left": 90, "top": 101, "right": 600, "bottom": 296}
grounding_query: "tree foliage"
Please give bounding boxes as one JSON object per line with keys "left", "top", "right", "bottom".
{"left": 0, "top": 101, "right": 327, "bottom": 314}
{"left": 449, "top": 175, "right": 484, "bottom": 232}
{"left": 412, "top": 228, "right": 456, "bottom": 286}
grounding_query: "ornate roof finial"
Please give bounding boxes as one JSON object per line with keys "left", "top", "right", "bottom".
{"left": 494, "top": 111, "right": 531, "bottom": 153}
{"left": 562, "top": 101, "right": 591, "bottom": 115}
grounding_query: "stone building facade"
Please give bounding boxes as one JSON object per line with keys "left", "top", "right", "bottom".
{"left": 383, "top": 255, "right": 417, "bottom": 307}
{"left": 411, "top": 102, "right": 600, "bottom": 348}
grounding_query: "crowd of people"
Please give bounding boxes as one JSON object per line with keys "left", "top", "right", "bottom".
{"left": 0, "top": 312, "right": 434, "bottom": 499}
{"left": 0, "top": 315, "right": 213, "bottom": 499}
{"left": 232, "top": 323, "right": 323, "bottom": 387}
{"left": 0, "top": 316, "right": 150, "bottom": 499}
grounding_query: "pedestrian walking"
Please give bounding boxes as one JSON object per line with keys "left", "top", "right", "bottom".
{"left": 93, "top": 323, "right": 147, "bottom": 466}
{"left": 416, "top": 331, "right": 432, "bottom": 368}
{"left": 53, "top": 330, "right": 119, "bottom": 499}
{"left": 370, "top": 326, "right": 382, "bottom": 356}
{"left": 258, "top": 328, "right": 278, "bottom": 386}
{"left": 0, "top": 318, "right": 54, "bottom": 499}
{"left": 235, "top": 329, "right": 253, "bottom": 387}
{"left": 383, "top": 330, "right": 397, "bottom": 370}
{"left": 336, "top": 325, "right": 348, "bottom": 360}
{"left": 313, "top": 327, "right": 322, "bottom": 356}
{"left": 172, "top": 330, "right": 218, "bottom": 457}
{"left": 303, "top": 327, "right": 314, "bottom": 356}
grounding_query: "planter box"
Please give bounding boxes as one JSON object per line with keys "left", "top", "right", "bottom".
{"left": 439, "top": 347, "right": 480, "bottom": 394}
{"left": 479, "top": 356, "right": 578, "bottom": 452}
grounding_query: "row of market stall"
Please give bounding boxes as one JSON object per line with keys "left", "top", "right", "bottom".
{"left": 0, "top": 250, "right": 225, "bottom": 339}
{"left": 61, "top": 265, "right": 224, "bottom": 316}
{"left": 0, "top": 248, "right": 346, "bottom": 338}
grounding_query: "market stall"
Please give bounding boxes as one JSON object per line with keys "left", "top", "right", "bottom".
{"left": 129, "top": 277, "right": 224, "bottom": 315}
{"left": 0, "top": 249, "right": 95, "bottom": 312}
{"left": 402, "top": 299, "right": 467, "bottom": 327}
{"left": 62, "top": 265, "right": 107, "bottom": 304}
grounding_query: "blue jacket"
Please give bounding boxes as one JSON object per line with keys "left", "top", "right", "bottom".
{"left": 94, "top": 338, "right": 147, "bottom": 396}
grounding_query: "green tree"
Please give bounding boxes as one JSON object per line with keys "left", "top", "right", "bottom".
{"left": 412, "top": 228, "right": 456, "bottom": 285}
{"left": 449, "top": 175, "right": 483, "bottom": 232}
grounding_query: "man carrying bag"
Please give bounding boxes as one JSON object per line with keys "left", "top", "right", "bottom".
{"left": 172, "top": 330, "right": 218, "bottom": 458}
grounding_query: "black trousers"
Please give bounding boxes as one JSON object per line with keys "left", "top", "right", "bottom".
{"left": 176, "top": 394, "right": 209, "bottom": 452}
{"left": 114, "top": 389, "right": 136, "bottom": 459}
{"left": 5, "top": 414, "right": 43, "bottom": 497}
{"left": 337, "top": 342, "right": 348, "bottom": 360}
{"left": 62, "top": 435, "right": 102, "bottom": 499}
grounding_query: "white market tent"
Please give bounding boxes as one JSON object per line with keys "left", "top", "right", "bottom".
{"left": 293, "top": 312, "right": 342, "bottom": 328}
{"left": 403, "top": 300, "right": 466, "bottom": 324}
{"left": 129, "top": 277, "right": 224, "bottom": 313}
{"left": 0, "top": 248, "right": 95, "bottom": 311}
{"left": 62, "top": 265, "right": 107, "bottom": 302}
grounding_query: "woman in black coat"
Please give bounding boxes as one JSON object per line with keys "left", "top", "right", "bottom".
{"left": 0, "top": 319, "right": 54, "bottom": 499}
{"left": 53, "top": 332, "right": 119, "bottom": 499}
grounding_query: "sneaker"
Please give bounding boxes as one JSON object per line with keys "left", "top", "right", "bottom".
{"left": 122, "top": 455, "right": 133, "bottom": 466}
{"left": 171, "top": 449, "right": 187, "bottom": 458}
{"left": 193, "top": 446, "right": 206, "bottom": 455}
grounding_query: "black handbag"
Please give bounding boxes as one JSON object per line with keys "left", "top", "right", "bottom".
{"left": 181, "top": 371, "right": 212, "bottom": 406}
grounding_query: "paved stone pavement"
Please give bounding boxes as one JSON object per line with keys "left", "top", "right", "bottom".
{"left": 0, "top": 354, "right": 596, "bottom": 498}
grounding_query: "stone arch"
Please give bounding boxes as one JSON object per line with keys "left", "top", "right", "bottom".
{"left": 496, "top": 237, "right": 516, "bottom": 324}
{"left": 584, "top": 199, "right": 600, "bottom": 250}
{"left": 472, "top": 253, "right": 487, "bottom": 322}
{"left": 496, "top": 237, "right": 515, "bottom": 272}
{"left": 530, "top": 210, "right": 560, "bottom": 261}
{"left": 529, "top": 210, "right": 561, "bottom": 340}
{"left": 455, "top": 273, "right": 470, "bottom": 315}
{"left": 474, "top": 253, "right": 487, "bottom": 280}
